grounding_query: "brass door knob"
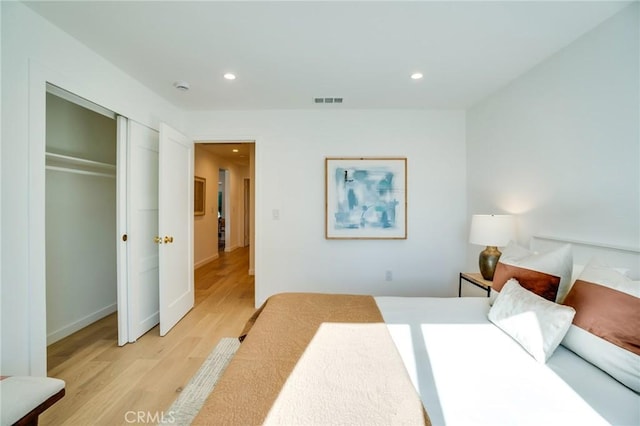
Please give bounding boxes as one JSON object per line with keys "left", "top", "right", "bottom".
{"left": 164, "top": 236, "right": 174, "bottom": 244}
{"left": 154, "top": 236, "right": 163, "bottom": 244}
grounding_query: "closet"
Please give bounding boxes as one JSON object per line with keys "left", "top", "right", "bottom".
{"left": 45, "top": 87, "right": 118, "bottom": 345}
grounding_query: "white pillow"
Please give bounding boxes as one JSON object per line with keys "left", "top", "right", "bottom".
{"left": 571, "top": 262, "right": 630, "bottom": 286}
{"left": 488, "top": 279, "right": 576, "bottom": 363}
{"left": 573, "top": 258, "right": 638, "bottom": 296}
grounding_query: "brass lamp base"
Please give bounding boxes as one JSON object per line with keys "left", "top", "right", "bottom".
{"left": 479, "top": 246, "right": 502, "bottom": 281}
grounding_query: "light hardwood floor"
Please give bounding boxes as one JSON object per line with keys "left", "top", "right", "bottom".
{"left": 41, "top": 247, "right": 255, "bottom": 426}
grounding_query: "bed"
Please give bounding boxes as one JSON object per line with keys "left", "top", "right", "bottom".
{"left": 192, "top": 239, "right": 639, "bottom": 425}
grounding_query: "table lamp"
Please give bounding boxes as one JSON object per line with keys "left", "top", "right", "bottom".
{"left": 469, "top": 214, "right": 515, "bottom": 280}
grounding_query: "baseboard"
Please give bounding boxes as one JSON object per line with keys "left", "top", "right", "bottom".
{"left": 194, "top": 253, "right": 219, "bottom": 269}
{"left": 224, "top": 244, "right": 240, "bottom": 252}
{"left": 47, "top": 302, "right": 117, "bottom": 345}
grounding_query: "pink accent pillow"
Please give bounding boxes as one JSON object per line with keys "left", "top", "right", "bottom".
{"left": 561, "top": 260, "right": 640, "bottom": 392}
{"left": 490, "top": 242, "right": 572, "bottom": 304}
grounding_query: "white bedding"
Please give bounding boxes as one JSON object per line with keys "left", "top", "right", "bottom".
{"left": 263, "top": 323, "right": 426, "bottom": 425}
{"left": 375, "top": 296, "right": 640, "bottom": 426}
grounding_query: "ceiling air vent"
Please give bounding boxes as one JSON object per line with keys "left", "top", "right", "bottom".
{"left": 314, "top": 97, "right": 343, "bottom": 104}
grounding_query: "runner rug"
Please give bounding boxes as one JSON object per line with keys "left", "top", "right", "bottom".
{"left": 159, "top": 337, "right": 240, "bottom": 425}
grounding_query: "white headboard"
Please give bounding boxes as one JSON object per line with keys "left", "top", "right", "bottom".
{"left": 530, "top": 235, "right": 640, "bottom": 279}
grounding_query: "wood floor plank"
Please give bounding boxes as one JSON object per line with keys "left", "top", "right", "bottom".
{"left": 40, "top": 247, "right": 255, "bottom": 425}
{"left": 63, "top": 359, "right": 160, "bottom": 426}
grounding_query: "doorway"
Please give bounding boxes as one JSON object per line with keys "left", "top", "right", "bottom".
{"left": 194, "top": 142, "right": 255, "bottom": 275}
{"left": 244, "top": 178, "right": 251, "bottom": 247}
{"left": 218, "top": 168, "right": 227, "bottom": 251}
{"left": 28, "top": 75, "right": 195, "bottom": 375}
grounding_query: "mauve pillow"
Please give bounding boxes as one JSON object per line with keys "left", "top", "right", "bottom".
{"left": 491, "top": 242, "right": 572, "bottom": 303}
{"left": 561, "top": 260, "right": 640, "bottom": 393}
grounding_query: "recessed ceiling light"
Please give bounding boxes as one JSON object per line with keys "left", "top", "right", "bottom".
{"left": 224, "top": 73, "right": 236, "bottom": 80}
{"left": 410, "top": 73, "right": 423, "bottom": 80}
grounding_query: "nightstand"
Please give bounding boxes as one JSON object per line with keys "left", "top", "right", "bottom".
{"left": 459, "top": 272, "right": 492, "bottom": 297}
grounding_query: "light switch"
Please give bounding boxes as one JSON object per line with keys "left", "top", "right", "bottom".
{"left": 272, "top": 209, "right": 280, "bottom": 220}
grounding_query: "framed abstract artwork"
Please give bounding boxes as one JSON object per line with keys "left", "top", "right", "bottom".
{"left": 325, "top": 157, "right": 407, "bottom": 239}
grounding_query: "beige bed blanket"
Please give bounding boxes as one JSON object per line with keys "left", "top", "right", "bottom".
{"left": 192, "top": 292, "right": 430, "bottom": 426}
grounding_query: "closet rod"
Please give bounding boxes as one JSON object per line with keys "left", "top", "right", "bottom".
{"left": 46, "top": 165, "right": 116, "bottom": 179}
{"left": 45, "top": 152, "right": 116, "bottom": 171}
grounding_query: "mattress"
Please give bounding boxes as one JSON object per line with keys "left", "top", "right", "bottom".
{"left": 375, "top": 296, "right": 640, "bottom": 426}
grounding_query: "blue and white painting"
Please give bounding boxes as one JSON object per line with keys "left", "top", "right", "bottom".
{"left": 326, "top": 158, "right": 406, "bottom": 239}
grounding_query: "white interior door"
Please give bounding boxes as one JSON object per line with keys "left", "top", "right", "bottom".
{"left": 158, "top": 123, "right": 194, "bottom": 336}
{"left": 117, "top": 117, "right": 161, "bottom": 345}
{"left": 127, "top": 120, "right": 161, "bottom": 341}
{"left": 116, "top": 116, "right": 129, "bottom": 346}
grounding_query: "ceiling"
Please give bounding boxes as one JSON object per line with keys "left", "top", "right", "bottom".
{"left": 200, "top": 142, "right": 252, "bottom": 166}
{"left": 25, "top": 1, "right": 631, "bottom": 110}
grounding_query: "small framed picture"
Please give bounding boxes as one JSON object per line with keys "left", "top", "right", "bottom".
{"left": 194, "top": 176, "right": 206, "bottom": 216}
{"left": 325, "top": 157, "right": 407, "bottom": 239}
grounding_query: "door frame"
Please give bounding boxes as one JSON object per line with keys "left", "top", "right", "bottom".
{"left": 27, "top": 63, "right": 52, "bottom": 375}
{"left": 28, "top": 65, "right": 131, "bottom": 373}
{"left": 26, "top": 62, "right": 160, "bottom": 374}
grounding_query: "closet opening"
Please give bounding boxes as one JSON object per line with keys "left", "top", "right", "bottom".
{"left": 45, "top": 84, "right": 119, "bottom": 360}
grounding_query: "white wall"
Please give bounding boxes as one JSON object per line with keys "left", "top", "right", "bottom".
{"left": 466, "top": 4, "right": 639, "bottom": 269}
{"left": 1, "top": 2, "right": 184, "bottom": 375}
{"left": 188, "top": 110, "right": 467, "bottom": 306}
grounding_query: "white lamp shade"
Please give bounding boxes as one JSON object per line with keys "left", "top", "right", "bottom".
{"left": 469, "top": 214, "right": 515, "bottom": 247}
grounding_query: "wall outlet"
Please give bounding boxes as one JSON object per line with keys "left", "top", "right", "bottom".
{"left": 385, "top": 270, "right": 393, "bottom": 281}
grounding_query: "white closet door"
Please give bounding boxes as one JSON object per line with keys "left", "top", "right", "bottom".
{"left": 158, "top": 123, "right": 194, "bottom": 336}
{"left": 126, "top": 120, "right": 160, "bottom": 342}
{"left": 116, "top": 116, "right": 129, "bottom": 346}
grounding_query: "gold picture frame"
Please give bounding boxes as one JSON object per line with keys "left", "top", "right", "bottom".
{"left": 194, "top": 176, "right": 206, "bottom": 216}
{"left": 325, "top": 157, "right": 407, "bottom": 239}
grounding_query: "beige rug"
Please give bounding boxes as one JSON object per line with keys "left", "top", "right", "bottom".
{"left": 159, "top": 337, "right": 240, "bottom": 425}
